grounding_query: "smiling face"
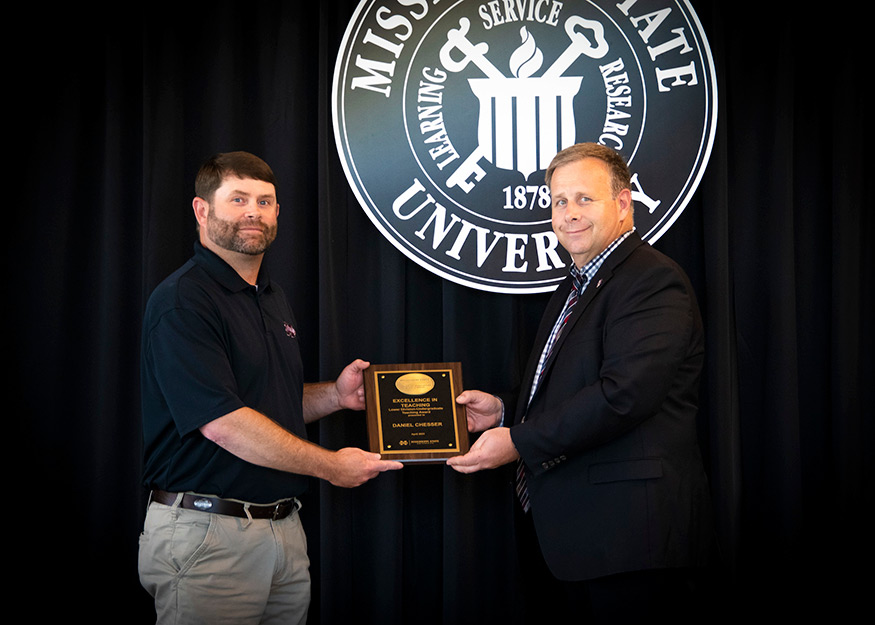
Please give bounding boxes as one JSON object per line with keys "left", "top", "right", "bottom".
{"left": 194, "top": 175, "right": 279, "bottom": 257}
{"left": 549, "top": 157, "right": 633, "bottom": 269}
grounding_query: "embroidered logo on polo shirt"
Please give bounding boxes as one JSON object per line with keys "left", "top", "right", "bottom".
{"left": 284, "top": 322, "right": 297, "bottom": 338}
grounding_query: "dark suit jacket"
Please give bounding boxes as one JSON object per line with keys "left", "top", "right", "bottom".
{"left": 509, "top": 231, "right": 712, "bottom": 582}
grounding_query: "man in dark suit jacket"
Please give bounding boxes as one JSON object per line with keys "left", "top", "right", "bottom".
{"left": 448, "top": 143, "right": 712, "bottom": 622}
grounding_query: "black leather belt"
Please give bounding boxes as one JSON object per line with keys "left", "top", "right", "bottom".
{"left": 150, "top": 490, "right": 298, "bottom": 520}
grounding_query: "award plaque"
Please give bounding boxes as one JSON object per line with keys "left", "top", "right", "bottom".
{"left": 363, "top": 362, "right": 469, "bottom": 463}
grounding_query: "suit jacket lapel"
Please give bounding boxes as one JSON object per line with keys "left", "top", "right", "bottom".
{"left": 514, "top": 274, "right": 573, "bottom": 424}
{"left": 517, "top": 232, "right": 645, "bottom": 420}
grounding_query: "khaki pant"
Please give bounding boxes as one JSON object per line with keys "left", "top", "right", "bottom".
{"left": 138, "top": 497, "right": 310, "bottom": 625}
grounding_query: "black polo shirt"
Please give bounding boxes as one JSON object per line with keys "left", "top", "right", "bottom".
{"left": 141, "top": 241, "right": 308, "bottom": 503}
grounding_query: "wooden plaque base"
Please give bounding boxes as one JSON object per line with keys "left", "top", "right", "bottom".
{"left": 363, "top": 362, "right": 469, "bottom": 463}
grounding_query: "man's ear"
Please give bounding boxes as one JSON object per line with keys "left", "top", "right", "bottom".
{"left": 617, "top": 188, "right": 633, "bottom": 220}
{"left": 192, "top": 196, "right": 209, "bottom": 228}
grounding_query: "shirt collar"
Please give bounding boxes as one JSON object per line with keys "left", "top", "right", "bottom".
{"left": 569, "top": 227, "right": 635, "bottom": 291}
{"left": 192, "top": 240, "right": 272, "bottom": 293}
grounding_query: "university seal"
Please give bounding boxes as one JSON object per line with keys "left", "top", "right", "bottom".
{"left": 333, "top": 0, "right": 717, "bottom": 293}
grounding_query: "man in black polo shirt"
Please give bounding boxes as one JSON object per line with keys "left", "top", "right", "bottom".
{"left": 138, "top": 151, "right": 402, "bottom": 624}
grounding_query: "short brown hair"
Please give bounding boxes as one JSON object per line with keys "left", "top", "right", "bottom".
{"left": 194, "top": 151, "right": 277, "bottom": 202}
{"left": 545, "top": 143, "right": 631, "bottom": 198}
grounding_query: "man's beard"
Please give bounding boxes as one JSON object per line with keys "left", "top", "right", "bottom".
{"left": 205, "top": 210, "right": 278, "bottom": 255}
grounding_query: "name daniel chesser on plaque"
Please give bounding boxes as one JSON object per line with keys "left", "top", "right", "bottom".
{"left": 364, "top": 363, "right": 469, "bottom": 463}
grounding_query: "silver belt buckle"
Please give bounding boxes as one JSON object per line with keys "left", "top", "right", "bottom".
{"left": 272, "top": 501, "right": 285, "bottom": 520}
{"left": 193, "top": 497, "right": 214, "bottom": 511}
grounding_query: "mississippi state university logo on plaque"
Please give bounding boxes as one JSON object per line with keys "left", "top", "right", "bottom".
{"left": 332, "top": 0, "right": 717, "bottom": 293}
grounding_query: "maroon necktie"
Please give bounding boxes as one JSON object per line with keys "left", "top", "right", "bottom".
{"left": 516, "top": 272, "right": 584, "bottom": 512}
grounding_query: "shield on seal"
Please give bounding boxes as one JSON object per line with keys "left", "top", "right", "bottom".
{"left": 469, "top": 75, "right": 583, "bottom": 179}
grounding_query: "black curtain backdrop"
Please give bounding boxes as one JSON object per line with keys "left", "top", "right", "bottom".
{"left": 12, "top": 1, "right": 871, "bottom": 622}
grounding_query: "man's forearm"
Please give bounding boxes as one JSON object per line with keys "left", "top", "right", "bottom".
{"left": 201, "top": 407, "right": 336, "bottom": 479}
{"left": 200, "top": 406, "right": 402, "bottom": 488}
{"left": 302, "top": 381, "right": 341, "bottom": 423}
